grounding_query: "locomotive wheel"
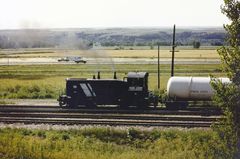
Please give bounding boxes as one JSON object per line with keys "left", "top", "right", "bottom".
{"left": 119, "top": 101, "right": 129, "bottom": 109}
{"left": 68, "top": 104, "right": 78, "bottom": 109}
{"left": 58, "top": 95, "right": 71, "bottom": 108}
{"left": 86, "top": 101, "right": 97, "bottom": 108}
{"left": 120, "top": 104, "right": 129, "bottom": 109}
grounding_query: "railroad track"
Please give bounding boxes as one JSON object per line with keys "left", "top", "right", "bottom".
{"left": 0, "top": 105, "right": 221, "bottom": 115}
{"left": 0, "top": 105, "right": 222, "bottom": 128}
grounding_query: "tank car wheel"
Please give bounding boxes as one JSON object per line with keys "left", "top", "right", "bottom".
{"left": 165, "top": 101, "right": 188, "bottom": 110}
{"left": 137, "top": 100, "right": 148, "bottom": 110}
{"left": 165, "top": 102, "right": 177, "bottom": 110}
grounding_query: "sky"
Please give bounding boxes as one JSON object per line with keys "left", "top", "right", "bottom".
{"left": 0, "top": 0, "right": 229, "bottom": 29}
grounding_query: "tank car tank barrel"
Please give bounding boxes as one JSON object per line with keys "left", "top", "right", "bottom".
{"left": 167, "top": 76, "right": 230, "bottom": 100}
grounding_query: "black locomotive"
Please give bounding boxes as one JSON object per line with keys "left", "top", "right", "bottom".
{"left": 58, "top": 72, "right": 158, "bottom": 108}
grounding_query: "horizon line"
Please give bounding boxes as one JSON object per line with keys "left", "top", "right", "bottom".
{"left": 0, "top": 25, "right": 225, "bottom": 31}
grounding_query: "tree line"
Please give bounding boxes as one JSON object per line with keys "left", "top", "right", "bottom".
{"left": 0, "top": 29, "right": 226, "bottom": 49}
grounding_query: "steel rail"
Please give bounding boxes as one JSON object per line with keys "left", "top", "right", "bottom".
{"left": 0, "top": 105, "right": 221, "bottom": 116}
{"left": 0, "top": 117, "right": 214, "bottom": 128}
{"left": 0, "top": 112, "right": 220, "bottom": 122}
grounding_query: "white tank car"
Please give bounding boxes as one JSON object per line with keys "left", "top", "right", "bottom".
{"left": 167, "top": 77, "right": 230, "bottom": 100}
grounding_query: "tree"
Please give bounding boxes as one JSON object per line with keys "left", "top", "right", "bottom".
{"left": 150, "top": 44, "right": 154, "bottom": 50}
{"left": 193, "top": 41, "right": 201, "bottom": 49}
{"left": 211, "top": 0, "right": 240, "bottom": 158}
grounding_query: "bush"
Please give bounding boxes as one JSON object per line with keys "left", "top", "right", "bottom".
{"left": 62, "top": 134, "right": 70, "bottom": 140}
{"left": 0, "top": 84, "right": 57, "bottom": 99}
{"left": 193, "top": 41, "right": 201, "bottom": 49}
{"left": 37, "top": 131, "right": 46, "bottom": 139}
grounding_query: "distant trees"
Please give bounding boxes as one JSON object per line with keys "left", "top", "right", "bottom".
{"left": 211, "top": 41, "right": 224, "bottom": 46}
{"left": 0, "top": 36, "right": 54, "bottom": 49}
{"left": 150, "top": 45, "right": 154, "bottom": 50}
{"left": 193, "top": 41, "right": 201, "bottom": 49}
{"left": 0, "top": 32, "right": 94, "bottom": 49}
{"left": 0, "top": 29, "right": 228, "bottom": 49}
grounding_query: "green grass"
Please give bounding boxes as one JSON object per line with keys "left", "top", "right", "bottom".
{"left": 0, "top": 127, "right": 231, "bottom": 159}
{"left": 0, "top": 100, "right": 14, "bottom": 105}
{"left": 0, "top": 83, "right": 57, "bottom": 99}
{"left": 0, "top": 64, "right": 225, "bottom": 99}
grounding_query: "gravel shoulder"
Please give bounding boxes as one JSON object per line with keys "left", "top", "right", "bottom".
{"left": 0, "top": 99, "right": 58, "bottom": 106}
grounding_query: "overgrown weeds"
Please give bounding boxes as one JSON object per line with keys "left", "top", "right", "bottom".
{"left": 0, "top": 127, "right": 232, "bottom": 159}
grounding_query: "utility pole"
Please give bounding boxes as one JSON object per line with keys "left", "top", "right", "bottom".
{"left": 171, "top": 24, "right": 176, "bottom": 77}
{"left": 157, "top": 43, "right": 160, "bottom": 89}
{"left": 7, "top": 55, "right": 9, "bottom": 76}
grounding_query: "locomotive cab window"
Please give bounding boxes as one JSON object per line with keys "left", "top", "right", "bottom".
{"left": 128, "top": 78, "right": 148, "bottom": 91}
{"left": 128, "top": 78, "right": 144, "bottom": 87}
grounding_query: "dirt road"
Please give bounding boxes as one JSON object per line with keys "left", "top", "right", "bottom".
{"left": 0, "top": 57, "right": 220, "bottom": 65}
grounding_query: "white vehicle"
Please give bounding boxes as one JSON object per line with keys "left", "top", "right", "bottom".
{"left": 58, "top": 57, "right": 70, "bottom": 62}
{"left": 72, "top": 57, "right": 87, "bottom": 64}
{"left": 58, "top": 56, "right": 86, "bottom": 64}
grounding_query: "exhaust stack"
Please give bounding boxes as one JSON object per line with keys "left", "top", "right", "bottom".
{"left": 113, "top": 72, "right": 117, "bottom": 79}
{"left": 97, "top": 71, "right": 100, "bottom": 79}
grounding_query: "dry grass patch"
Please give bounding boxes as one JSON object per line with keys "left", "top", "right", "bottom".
{"left": 3, "top": 49, "right": 219, "bottom": 59}
{"left": 105, "top": 49, "right": 219, "bottom": 59}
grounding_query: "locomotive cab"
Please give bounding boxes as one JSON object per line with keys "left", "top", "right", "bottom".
{"left": 125, "top": 72, "right": 151, "bottom": 107}
{"left": 127, "top": 72, "right": 148, "bottom": 92}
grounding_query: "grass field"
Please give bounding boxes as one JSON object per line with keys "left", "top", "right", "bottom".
{"left": 0, "top": 48, "right": 231, "bottom": 159}
{"left": 0, "top": 47, "right": 223, "bottom": 99}
{"left": 105, "top": 49, "right": 219, "bottom": 59}
{"left": 0, "top": 64, "right": 225, "bottom": 99}
{"left": 0, "top": 127, "right": 231, "bottom": 159}
{"left": 0, "top": 49, "right": 219, "bottom": 59}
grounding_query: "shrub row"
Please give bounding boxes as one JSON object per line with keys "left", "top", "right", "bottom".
{"left": 0, "top": 84, "right": 57, "bottom": 99}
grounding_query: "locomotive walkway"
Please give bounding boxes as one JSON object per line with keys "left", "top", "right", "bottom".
{"left": 0, "top": 105, "right": 222, "bottom": 128}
